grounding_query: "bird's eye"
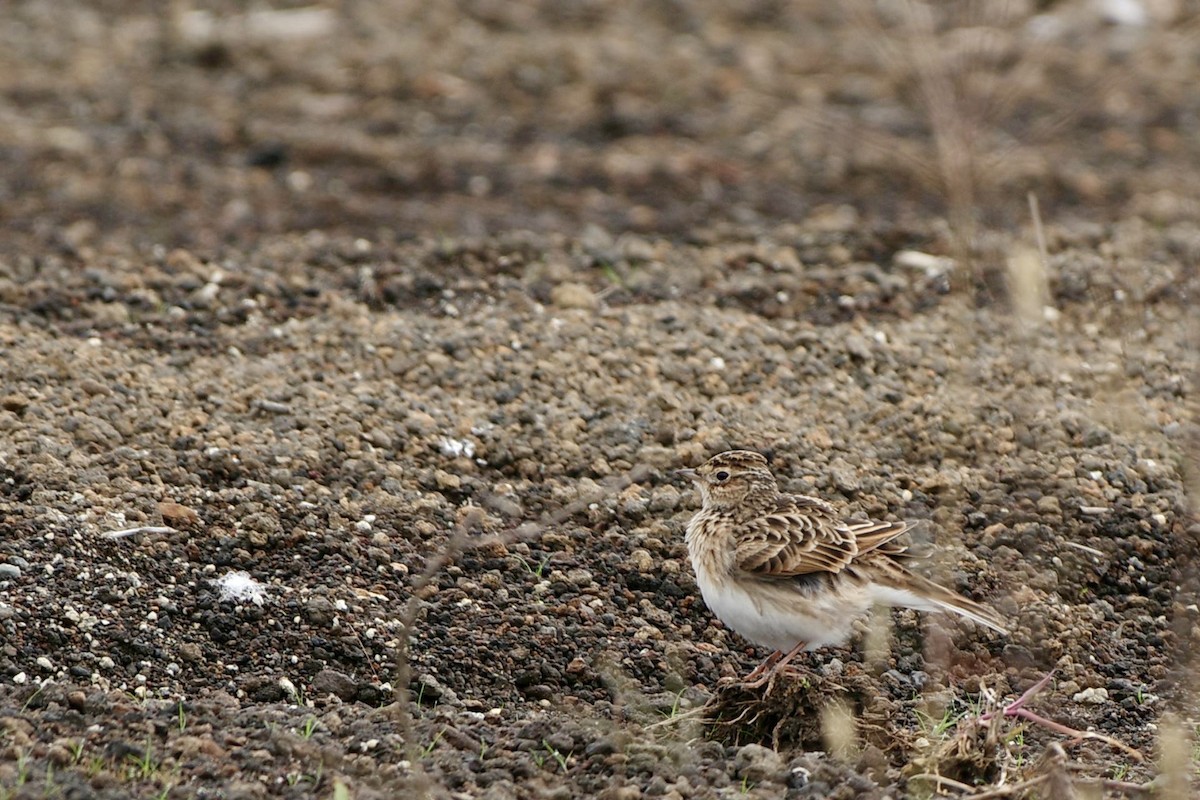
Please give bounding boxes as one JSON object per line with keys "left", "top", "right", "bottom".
{"left": 714, "top": 470, "right": 730, "bottom": 482}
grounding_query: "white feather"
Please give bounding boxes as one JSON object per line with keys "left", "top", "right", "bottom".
{"left": 868, "top": 585, "right": 1007, "bottom": 634}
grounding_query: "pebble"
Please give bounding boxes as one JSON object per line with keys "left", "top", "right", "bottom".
{"left": 158, "top": 500, "right": 200, "bottom": 526}
{"left": 606, "top": 788, "right": 641, "bottom": 800}
{"left": 1037, "top": 495, "right": 1061, "bottom": 514}
{"left": 179, "top": 643, "right": 204, "bottom": 662}
{"left": 405, "top": 411, "right": 437, "bottom": 434}
{"left": 734, "top": 743, "right": 785, "bottom": 783}
{"left": 566, "top": 568, "right": 594, "bottom": 586}
{"left": 629, "top": 549, "right": 654, "bottom": 572}
{"left": 550, "top": 282, "right": 597, "bottom": 310}
{"left": 0, "top": 564, "right": 21, "bottom": 579}
{"left": 821, "top": 658, "right": 845, "bottom": 677}
{"left": 1073, "top": 687, "right": 1109, "bottom": 704}
{"left": 0, "top": 394, "right": 30, "bottom": 413}
{"left": 311, "top": 669, "right": 358, "bottom": 701}
{"left": 632, "top": 625, "right": 662, "bottom": 642}
{"left": 305, "top": 596, "right": 337, "bottom": 627}
{"left": 585, "top": 737, "right": 617, "bottom": 756}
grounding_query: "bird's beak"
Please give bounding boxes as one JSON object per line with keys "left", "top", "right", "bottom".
{"left": 675, "top": 468, "right": 700, "bottom": 483}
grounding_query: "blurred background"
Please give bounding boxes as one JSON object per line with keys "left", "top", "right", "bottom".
{"left": 2, "top": 0, "right": 1196, "bottom": 252}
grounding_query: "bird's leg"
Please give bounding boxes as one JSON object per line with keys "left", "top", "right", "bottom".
{"left": 741, "top": 650, "right": 782, "bottom": 684}
{"left": 772, "top": 640, "right": 808, "bottom": 674}
{"left": 743, "top": 640, "right": 807, "bottom": 690}
{"left": 763, "top": 640, "right": 809, "bottom": 692}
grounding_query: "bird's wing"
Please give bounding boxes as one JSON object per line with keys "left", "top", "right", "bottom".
{"left": 844, "top": 518, "right": 911, "bottom": 557}
{"left": 735, "top": 495, "right": 910, "bottom": 578}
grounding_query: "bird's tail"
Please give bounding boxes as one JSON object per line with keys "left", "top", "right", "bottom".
{"left": 869, "top": 568, "right": 1008, "bottom": 635}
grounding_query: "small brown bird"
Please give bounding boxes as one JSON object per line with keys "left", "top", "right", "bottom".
{"left": 679, "top": 450, "right": 1006, "bottom": 685}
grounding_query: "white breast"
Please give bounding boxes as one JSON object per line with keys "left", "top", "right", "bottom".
{"left": 693, "top": 568, "right": 870, "bottom": 653}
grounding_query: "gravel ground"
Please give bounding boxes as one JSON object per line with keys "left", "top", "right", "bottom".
{"left": 2, "top": 2, "right": 1199, "bottom": 798}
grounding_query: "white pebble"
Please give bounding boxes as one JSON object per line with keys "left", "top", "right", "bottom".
{"left": 1073, "top": 687, "right": 1109, "bottom": 704}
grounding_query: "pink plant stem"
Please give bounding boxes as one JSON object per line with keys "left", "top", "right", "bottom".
{"left": 972, "top": 670, "right": 1144, "bottom": 762}
{"left": 976, "top": 670, "right": 1056, "bottom": 724}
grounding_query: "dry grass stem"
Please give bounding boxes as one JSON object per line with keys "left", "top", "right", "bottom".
{"left": 1027, "top": 192, "right": 1049, "bottom": 272}
{"left": 102, "top": 525, "right": 178, "bottom": 539}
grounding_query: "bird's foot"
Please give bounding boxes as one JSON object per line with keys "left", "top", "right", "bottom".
{"left": 740, "top": 651, "right": 782, "bottom": 686}
{"left": 740, "top": 641, "right": 808, "bottom": 691}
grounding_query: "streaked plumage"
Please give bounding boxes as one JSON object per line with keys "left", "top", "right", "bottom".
{"left": 679, "top": 450, "right": 1006, "bottom": 680}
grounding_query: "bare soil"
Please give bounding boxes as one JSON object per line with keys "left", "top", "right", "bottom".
{"left": 1, "top": 2, "right": 1199, "bottom": 798}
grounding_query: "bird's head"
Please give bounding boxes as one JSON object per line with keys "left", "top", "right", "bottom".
{"left": 677, "top": 450, "right": 778, "bottom": 512}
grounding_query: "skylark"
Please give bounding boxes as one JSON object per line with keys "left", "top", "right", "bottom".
{"left": 679, "top": 450, "right": 1007, "bottom": 685}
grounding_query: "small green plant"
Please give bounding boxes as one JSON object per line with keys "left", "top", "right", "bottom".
{"left": 68, "top": 740, "right": 85, "bottom": 765}
{"left": 287, "top": 771, "right": 319, "bottom": 788}
{"left": 660, "top": 689, "right": 686, "bottom": 720}
{"left": 541, "top": 740, "right": 568, "bottom": 772}
{"left": 517, "top": 554, "right": 551, "bottom": 578}
{"left": 20, "top": 684, "right": 46, "bottom": 713}
{"left": 419, "top": 729, "right": 444, "bottom": 758}
{"left": 287, "top": 762, "right": 325, "bottom": 788}
{"left": 1111, "top": 763, "right": 1131, "bottom": 781}
{"left": 177, "top": 701, "right": 187, "bottom": 732}
{"left": 740, "top": 775, "right": 755, "bottom": 794}
{"left": 299, "top": 716, "right": 319, "bottom": 740}
{"left": 15, "top": 751, "right": 30, "bottom": 786}
{"left": 915, "top": 706, "right": 965, "bottom": 739}
{"left": 127, "top": 737, "right": 158, "bottom": 781}
{"left": 1006, "top": 727, "right": 1027, "bottom": 768}
{"left": 600, "top": 263, "right": 626, "bottom": 287}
